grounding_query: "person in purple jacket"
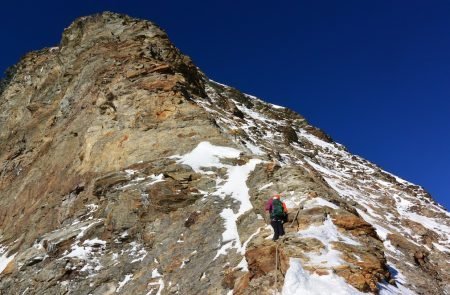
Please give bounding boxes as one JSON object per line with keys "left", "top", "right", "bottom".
{"left": 265, "top": 194, "right": 288, "bottom": 241}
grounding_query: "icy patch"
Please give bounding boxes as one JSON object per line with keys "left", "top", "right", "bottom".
{"left": 282, "top": 258, "right": 364, "bottom": 295}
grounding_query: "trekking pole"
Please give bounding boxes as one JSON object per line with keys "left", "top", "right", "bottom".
{"left": 290, "top": 204, "right": 302, "bottom": 228}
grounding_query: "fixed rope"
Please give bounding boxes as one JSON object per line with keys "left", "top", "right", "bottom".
{"left": 274, "top": 242, "right": 279, "bottom": 294}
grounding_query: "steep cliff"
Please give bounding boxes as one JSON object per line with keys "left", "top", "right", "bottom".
{"left": 0, "top": 12, "right": 448, "bottom": 295}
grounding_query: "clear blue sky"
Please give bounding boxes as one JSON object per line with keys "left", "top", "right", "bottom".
{"left": 1, "top": 1, "right": 449, "bottom": 210}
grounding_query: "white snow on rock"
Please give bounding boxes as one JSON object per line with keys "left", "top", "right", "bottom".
{"left": 295, "top": 216, "right": 361, "bottom": 268}
{"left": 214, "top": 158, "right": 263, "bottom": 215}
{"left": 83, "top": 238, "right": 106, "bottom": 247}
{"left": 147, "top": 174, "right": 165, "bottom": 185}
{"left": 152, "top": 268, "right": 162, "bottom": 278}
{"left": 75, "top": 220, "right": 103, "bottom": 239}
{"left": 282, "top": 258, "right": 364, "bottom": 295}
{"left": 245, "top": 141, "right": 265, "bottom": 155}
{"left": 378, "top": 265, "right": 417, "bottom": 295}
{"left": 119, "top": 173, "right": 165, "bottom": 190}
{"left": 116, "top": 273, "right": 133, "bottom": 292}
{"left": 147, "top": 278, "right": 165, "bottom": 295}
{"left": 298, "top": 216, "right": 360, "bottom": 246}
{"left": 61, "top": 234, "right": 107, "bottom": 276}
{"left": 174, "top": 141, "right": 262, "bottom": 258}
{"left": 214, "top": 158, "right": 261, "bottom": 257}
{"left": 175, "top": 141, "right": 241, "bottom": 172}
{"left": 121, "top": 241, "right": 148, "bottom": 263}
{"left": 0, "top": 246, "right": 15, "bottom": 274}
{"left": 259, "top": 182, "right": 273, "bottom": 191}
{"left": 303, "top": 197, "right": 339, "bottom": 210}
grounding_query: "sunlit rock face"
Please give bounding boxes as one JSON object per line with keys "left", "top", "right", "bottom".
{"left": 0, "top": 12, "right": 448, "bottom": 295}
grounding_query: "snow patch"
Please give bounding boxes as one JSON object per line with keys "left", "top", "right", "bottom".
{"left": 152, "top": 268, "right": 162, "bottom": 278}
{"left": 174, "top": 141, "right": 241, "bottom": 172}
{"left": 0, "top": 247, "right": 16, "bottom": 274}
{"left": 175, "top": 141, "right": 262, "bottom": 259}
{"left": 245, "top": 141, "right": 265, "bottom": 155}
{"left": 116, "top": 274, "right": 133, "bottom": 292}
{"left": 298, "top": 216, "right": 360, "bottom": 246}
{"left": 303, "top": 197, "right": 339, "bottom": 210}
{"left": 282, "top": 258, "right": 364, "bottom": 295}
{"left": 147, "top": 278, "right": 165, "bottom": 295}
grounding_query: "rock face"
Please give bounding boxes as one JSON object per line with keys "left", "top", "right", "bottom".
{"left": 0, "top": 12, "right": 449, "bottom": 295}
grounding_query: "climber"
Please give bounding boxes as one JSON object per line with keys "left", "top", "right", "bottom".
{"left": 265, "top": 194, "right": 288, "bottom": 241}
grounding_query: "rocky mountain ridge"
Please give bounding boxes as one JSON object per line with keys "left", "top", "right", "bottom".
{"left": 0, "top": 12, "right": 448, "bottom": 295}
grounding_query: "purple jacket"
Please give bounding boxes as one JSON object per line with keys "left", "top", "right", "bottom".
{"left": 265, "top": 198, "right": 274, "bottom": 212}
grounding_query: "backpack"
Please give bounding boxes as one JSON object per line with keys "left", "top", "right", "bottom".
{"left": 271, "top": 199, "right": 285, "bottom": 219}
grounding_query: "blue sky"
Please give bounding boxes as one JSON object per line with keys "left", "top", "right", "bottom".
{"left": 1, "top": 1, "right": 449, "bottom": 210}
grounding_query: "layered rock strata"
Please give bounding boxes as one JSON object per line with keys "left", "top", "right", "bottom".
{"left": 0, "top": 12, "right": 448, "bottom": 295}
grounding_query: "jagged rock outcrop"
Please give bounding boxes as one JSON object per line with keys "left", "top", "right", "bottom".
{"left": 0, "top": 12, "right": 449, "bottom": 295}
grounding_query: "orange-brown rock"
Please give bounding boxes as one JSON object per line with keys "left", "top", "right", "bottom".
{"left": 0, "top": 259, "right": 15, "bottom": 275}
{"left": 333, "top": 241, "right": 389, "bottom": 293}
{"left": 332, "top": 213, "right": 377, "bottom": 237}
{"left": 245, "top": 243, "right": 277, "bottom": 279}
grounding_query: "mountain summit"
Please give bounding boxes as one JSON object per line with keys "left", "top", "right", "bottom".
{"left": 0, "top": 12, "right": 448, "bottom": 295}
